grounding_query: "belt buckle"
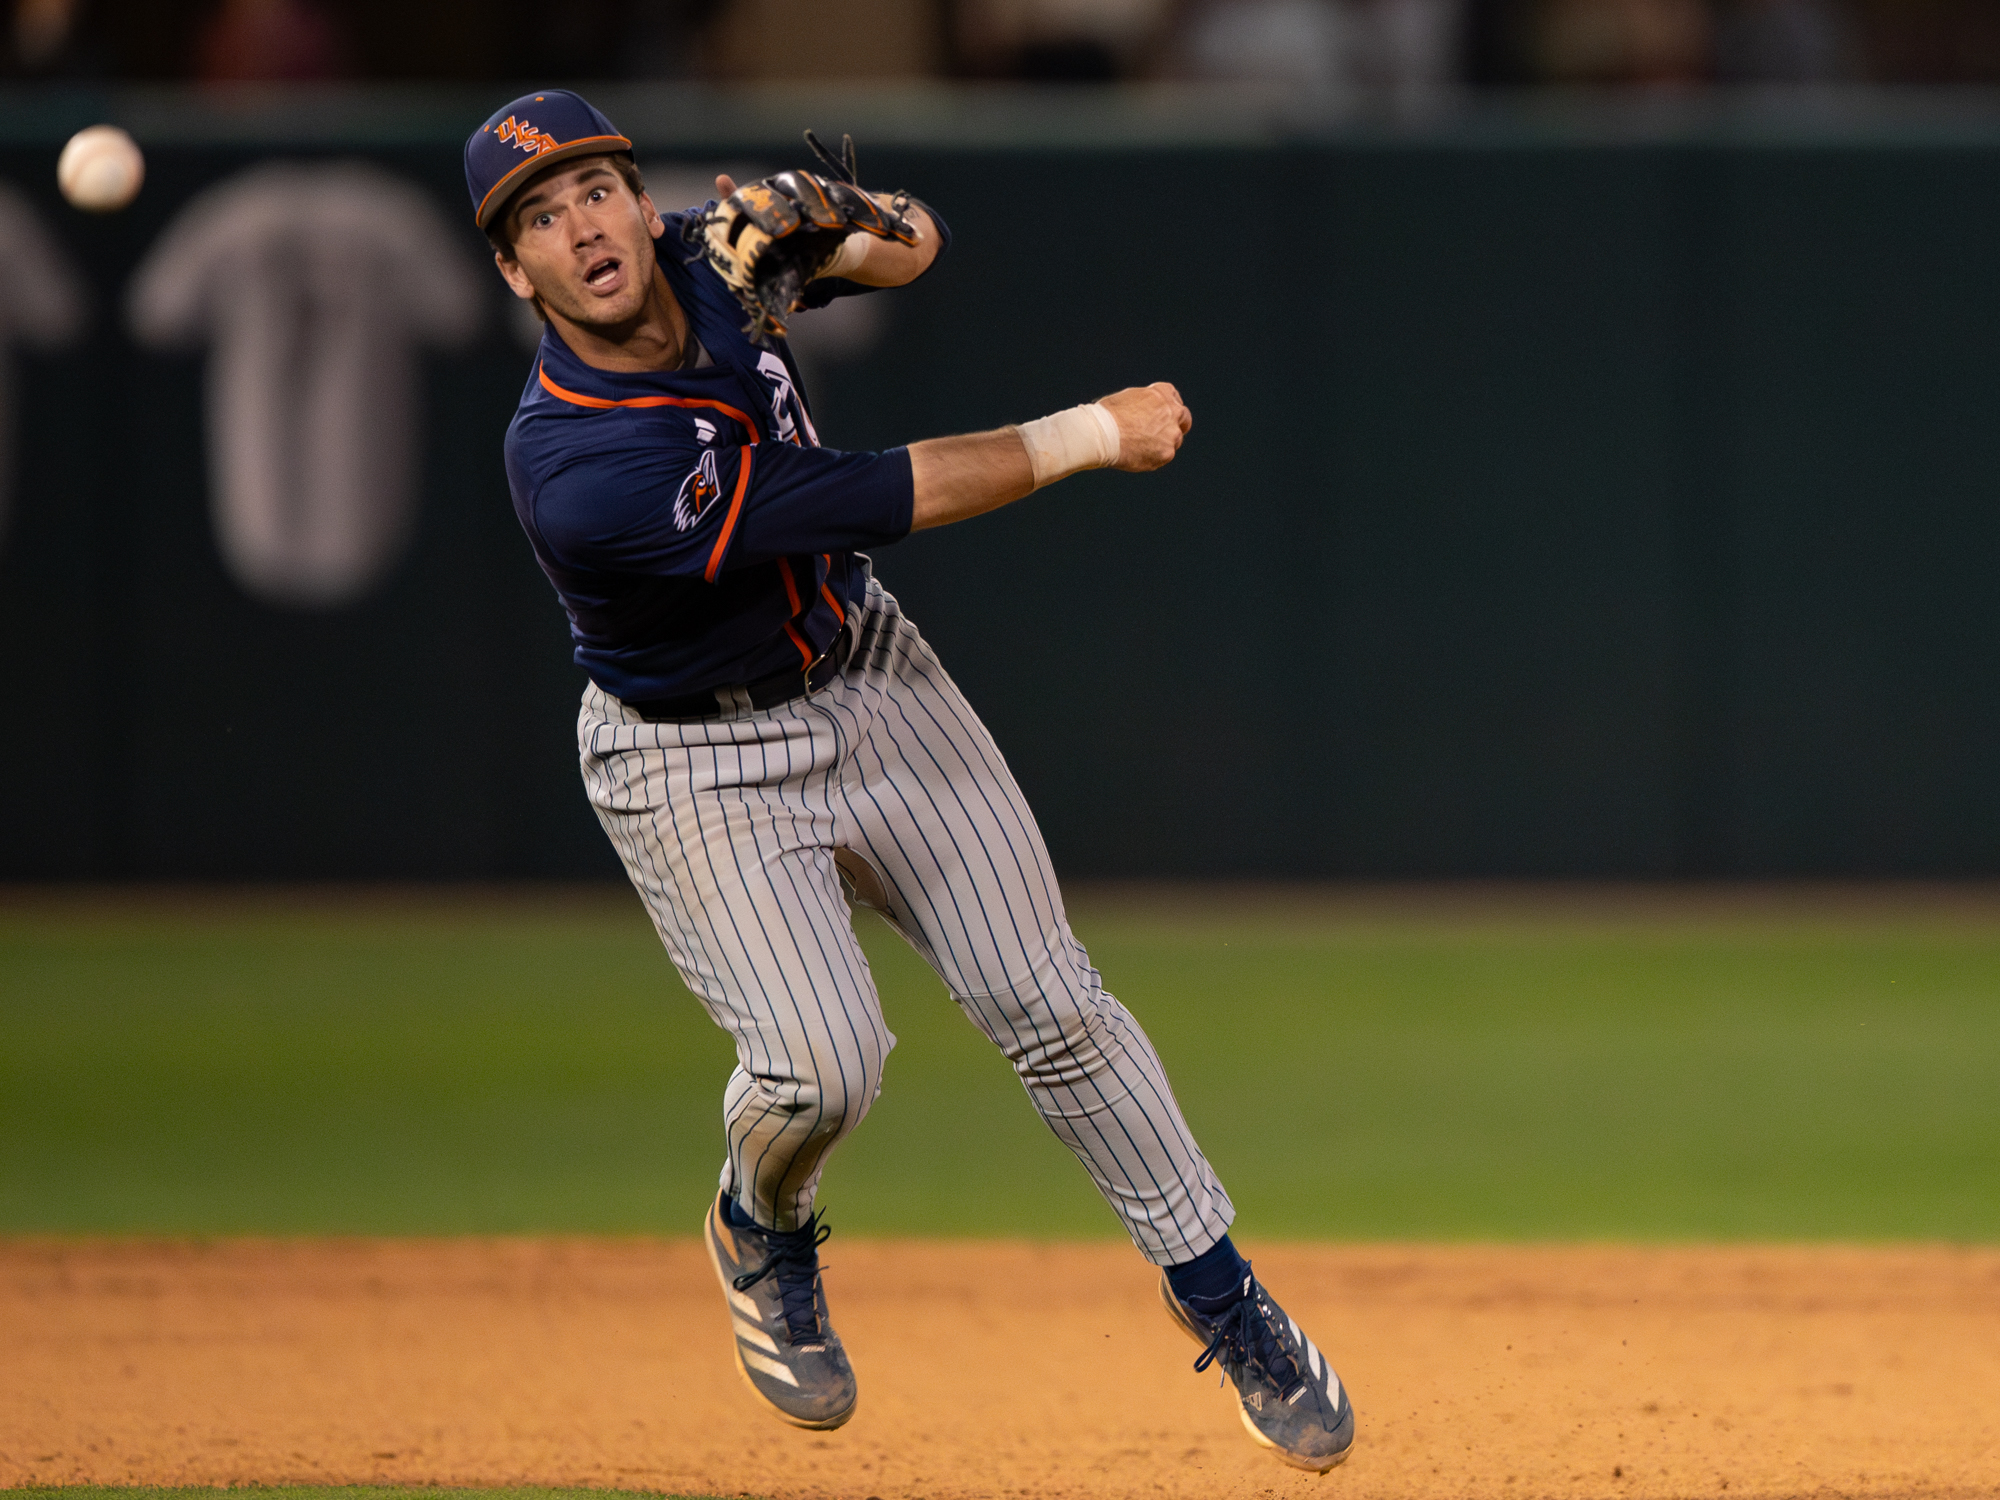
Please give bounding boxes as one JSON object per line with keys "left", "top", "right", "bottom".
{"left": 803, "top": 650, "right": 832, "bottom": 698}
{"left": 802, "top": 619, "right": 852, "bottom": 699}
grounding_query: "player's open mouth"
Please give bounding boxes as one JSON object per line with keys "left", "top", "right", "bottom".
{"left": 583, "top": 256, "right": 622, "bottom": 290}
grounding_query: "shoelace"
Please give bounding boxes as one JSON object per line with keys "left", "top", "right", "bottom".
{"left": 732, "top": 1217, "right": 833, "bottom": 1346}
{"left": 1192, "top": 1293, "right": 1305, "bottom": 1399}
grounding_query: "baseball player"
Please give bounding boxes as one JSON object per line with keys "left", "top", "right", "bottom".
{"left": 464, "top": 89, "right": 1353, "bottom": 1473}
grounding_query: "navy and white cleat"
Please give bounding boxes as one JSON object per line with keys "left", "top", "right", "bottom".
{"left": 1160, "top": 1270, "right": 1355, "bottom": 1472}
{"left": 704, "top": 1192, "right": 858, "bottom": 1430}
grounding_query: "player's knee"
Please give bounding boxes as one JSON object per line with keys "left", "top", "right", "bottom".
{"left": 1006, "top": 1003, "right": 1121, "bottom": 1089}
{"left": 835, "top": 1030, "right": 893, "bottom": 1128}
{"left": 780, "top": 1031, "right": 892, "bottom": 1138}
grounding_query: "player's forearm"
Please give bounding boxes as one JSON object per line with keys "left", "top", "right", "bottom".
{"left": 906, "top": 386, "right": 1190, "bottom": 531}
{"left": 835, "top": 200, "right": 939, "bottom": 287}
{"left": 906, "top": 429, "right": 1035, "bottom": 531}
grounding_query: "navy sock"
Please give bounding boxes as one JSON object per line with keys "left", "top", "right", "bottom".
{"left": 721, "top": 1192, "right": 757, "bottom": 1230}
{"left": 1166, "top": 1234, "right": 1252, "bottom": 1310}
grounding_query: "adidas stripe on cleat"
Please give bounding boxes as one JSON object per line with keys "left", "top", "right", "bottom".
{"left": 1160, "top": 1270, "right": 1355, "bottom": 1473}
{"left": 704, "top": 1192, "right": 858, "bottom": 1429}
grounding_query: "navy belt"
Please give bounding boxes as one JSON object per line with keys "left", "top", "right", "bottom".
{"left": 626, "top": 626, "right": 851, "bottom": 722}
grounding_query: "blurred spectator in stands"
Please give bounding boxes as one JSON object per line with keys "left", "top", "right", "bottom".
{"left": 14, "top": 0, "right": 80, "bottom": 68}
{"left": 1171, "top": 0, "right": 1460, "bottom": 98}
{"left": 952, "top": 0, "right": 1174, "bottom": 78}
{"left": 1177, "top": 0, "right": 1364, "bottom": 92}
{"left": 1473, "top": 0, "right": 1954, "bottom": 84}
{"left": 707, "top": 0, "right": 939, "bottom": 77}
{"left": 1530, "top": 0, "right": 1709, "bottom": 81}
{"left": 4, "top": 0, "right": 105, "bottom": 75}
{"left": 11, "top": 0, "right": 1997, "bottom": 87}
{"left": 1850, "top": 0, "right": 2000, "bottom": 81}
{"left": 1713, "top": 0, "right": 1852, "bottom": 80}
{"left": 1461, "top": 0, "right": 1525, "bottom": 79}
{"left": 1368, "top": 0, "right": 1463, "bottom": 91}
{"left": 621, "top": 0, "right": 728, "bottom": 75}
{"left": 196, "top": 0, "right": 349, "bottom": 82}
{"left": 480, "top": 0, "right": 721, "bottom": 81}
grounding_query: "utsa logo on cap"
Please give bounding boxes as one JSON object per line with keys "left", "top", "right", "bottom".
{"left": 464, "top": 89, "right": 633, "bottom": 229}
{"left": 494, "top": 115, "right": 559, "bottom": 157}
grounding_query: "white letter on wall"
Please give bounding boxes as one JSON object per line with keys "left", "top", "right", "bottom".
{"left": 128, "top": 162, "right": 482, "bottom": 608}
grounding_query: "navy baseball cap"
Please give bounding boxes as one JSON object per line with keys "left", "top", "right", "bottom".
{"left": 465, "top": 89, "right": 633, "bottom": 230}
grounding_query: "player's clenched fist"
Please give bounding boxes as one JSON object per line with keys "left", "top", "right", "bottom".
{"left": 1099, "top": 382, "right": 1192, "bottom": 472}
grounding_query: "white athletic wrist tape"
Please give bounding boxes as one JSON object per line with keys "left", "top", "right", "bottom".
{"left": 817, "top": 232, "right": 868, "bottom": 280}
{"left": 1014, "top": 403, "right": 1121, "bottom": 489}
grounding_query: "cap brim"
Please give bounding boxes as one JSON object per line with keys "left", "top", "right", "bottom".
{"left": 475, "top": 134, "right": 634, "bottom": 228}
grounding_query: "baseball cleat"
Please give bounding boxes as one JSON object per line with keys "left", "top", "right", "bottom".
{"left": 1160, "top": 1270, "right": 1355, "bottom": 1473}
{"left": 704, "top": 1192, "right": 858, "bottom": 1429}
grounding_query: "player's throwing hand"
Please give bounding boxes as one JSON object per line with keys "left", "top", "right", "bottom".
{"left": 1100, "top": 382, "right": 1192, "bottom": 472}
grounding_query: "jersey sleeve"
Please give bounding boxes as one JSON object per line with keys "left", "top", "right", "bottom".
{"left": 720, "top": 442, "right": 913, "bottom": 572}
{"left": 530, "top": 424, "right": 912, "bottom": 585}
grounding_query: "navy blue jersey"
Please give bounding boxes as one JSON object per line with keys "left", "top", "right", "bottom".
{"left": 503, "top": 206, "right": 945, "bottom": 703}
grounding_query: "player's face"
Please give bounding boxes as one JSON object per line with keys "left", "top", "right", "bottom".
{"left": 499, "top": 160, "right": 666, "bottom": 329}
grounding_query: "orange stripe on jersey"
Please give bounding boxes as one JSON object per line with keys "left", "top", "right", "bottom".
{"left": 539, "top": 363, "right": 761, "bottom": 584}
{"left": 817, "top": 555, "right": 842, "bottom": 616}
{"left": 782, "top": 621, "right": 813, "bottom": 668}
{"left": 776, "top": 557, "right": 803, "bottom": 614}
{"left": 703, "top": 446, "right": 753, "bottom": 583}
{"left": 537, "top": 364, "right": 760, "bottom": 443}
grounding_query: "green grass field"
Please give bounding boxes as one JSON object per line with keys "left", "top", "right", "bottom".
{"left": 3, "top": 886, "right": 1996, "bottom": 1241}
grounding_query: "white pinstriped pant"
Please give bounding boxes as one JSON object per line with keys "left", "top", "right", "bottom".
{"left": 578, "top": 575, "right": 1234, "bottom": 1265}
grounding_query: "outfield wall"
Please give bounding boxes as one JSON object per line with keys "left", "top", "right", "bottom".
{"left": 2, "top": 87, "right": 1997, "bottom": 879}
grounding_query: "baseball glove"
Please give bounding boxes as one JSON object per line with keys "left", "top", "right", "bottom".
{"left": 692, "top": 130, "right": 920, "bottom": 344}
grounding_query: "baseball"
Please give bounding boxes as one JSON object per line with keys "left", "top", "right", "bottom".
{"left": 57, "top": 125, "right": 145, "bottom": 213}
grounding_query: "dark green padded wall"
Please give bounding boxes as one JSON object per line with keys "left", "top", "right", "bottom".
{"left": 2, "top": 102, "right": 1996, "bottom": 877}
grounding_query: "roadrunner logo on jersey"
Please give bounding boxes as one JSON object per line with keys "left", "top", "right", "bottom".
{"left": 494, "top": 116, "right": 558, "bottom": 157}
{"left": 674, "top": 448, "right": 722, "bottom": 531}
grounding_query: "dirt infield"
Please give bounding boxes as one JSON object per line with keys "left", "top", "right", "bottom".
{"left": 4, "top": 1241, "right": 1996, "bottom": 1500}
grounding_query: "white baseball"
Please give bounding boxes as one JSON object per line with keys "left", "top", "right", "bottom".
{"left": 57, "top": 125, "right": 145, "bottom": 213}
